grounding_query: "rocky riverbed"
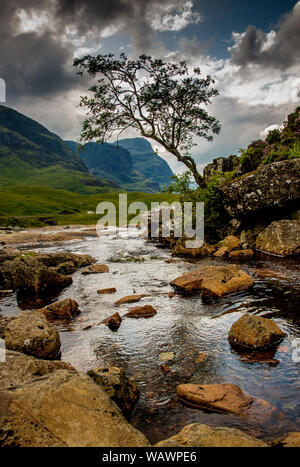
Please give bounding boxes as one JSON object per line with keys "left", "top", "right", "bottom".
{"left": 0, "top": 225, "right": 299, "bottom": 446}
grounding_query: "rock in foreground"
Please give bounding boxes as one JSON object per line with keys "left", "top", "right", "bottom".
{"left": 155, "top": 423, "right": 267, "bottom": 447}
{"left": 177, "top": 383, "right": 253, "bottom": 416}
{"left": 228, "top": 314, "right": 285, "bottom": 350}
{"left": 0, "top": 350, "right": 74, "bottom": 388}
{"left": 4, "top": 310, "right": 61, "bottom": 360}
{"left": 0, "top": 370, "right": 149, "bottom": 447}
{"left": 171, "top": 265, "right": 254, "bottom": 298}
{"left": 256, "top": 220, "right": 300, "bottom": 256}
{"left": 40, "top": 298, "right": 81, "bottom": 319}
{"left": 87, "top": 367, "right": 140, "bottom": 417}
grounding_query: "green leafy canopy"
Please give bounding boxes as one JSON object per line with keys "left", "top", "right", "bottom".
{"left": 73, "top": 53, "right": 221, "bottom": 187}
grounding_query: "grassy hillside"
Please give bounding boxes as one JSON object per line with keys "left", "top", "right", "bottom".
{"left": 0, "top": 105, "right": 117, "bottom": 194}
{"left": 0, "top": 185, "right": 178, "bottom": 227}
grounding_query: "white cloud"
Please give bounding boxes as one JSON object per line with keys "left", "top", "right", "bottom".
{"left": 15, "top": 9, "right": 51, "bottom": 34}
{"left": 149, "top": 1, "right": 202, "bottom": 32}
{"left": 260, "top": 123, "right": 283, "bottom": 138}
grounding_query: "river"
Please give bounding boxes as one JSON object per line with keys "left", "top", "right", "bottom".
{"left": 1, "top": 227, "right": 299, "bottom": 444}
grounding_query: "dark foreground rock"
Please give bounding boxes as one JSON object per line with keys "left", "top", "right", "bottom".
{"left": 228, "top": 314, "right": 285, "bottom": 350}
{"left": 176, "top": 383, "right": 253, "bottom": 416}
{"left": 87, "top": 367, "right": 140, "bottom": 417}
{"left": 0, "top": 370, "right": 149, "bottom": 447}
{"left": 4, "top": 310, "right": 61, "bottom": 360}
{"left": 256, "top": 220, "right": 300, "bottom": 256}
{"left": 171, "top": 265, "right": 254, "bottom": 298}
{"left": 155, "top": 423, "right": 267, "bottom": 447}
{"left": 0, "top": 350, "right": 74, "bottom": 388}
{"left": 102, "top": 312, "right": 122, "bottom": 330}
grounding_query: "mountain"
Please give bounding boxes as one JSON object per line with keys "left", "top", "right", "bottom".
{"left": 0, "top": 105, "right": 117, "bottom": 194}
{"left": 65, "top": 138, "right": 173, "bottom": 193}
{"left": 117, "top": 138, "right": 173, "bottom": 189}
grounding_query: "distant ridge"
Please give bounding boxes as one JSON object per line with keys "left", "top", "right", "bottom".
{"left": 65, "top": 137, "right": 173, "bottom": 193}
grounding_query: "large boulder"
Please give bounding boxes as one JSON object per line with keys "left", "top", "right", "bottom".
{"left": 155, "top": 423, "right": 267, "bottom": 447}
{"left": 0, "top": 350, "right": 74, "bottom": 388}
{"left": 0, "top": 251, "right": 95, "bottom": 296}
{"left": 0, "top": 370, "right": 149, "bottom": 447}
{"left": 256, "top": 220, "right": 300, "bottom": 256}
{"left": 170, "top": 265, "right": 254, "bottom": 298}
{"left": 221, "top": 159, "right": 300, "bottom": 218}
{"left": 87, "top": 367, "right": 140, "bottom": 417}
{"left": 4, "top": 310, "right": 61, "bottom": 360}
{"left": 176, "top": 383, "right": 253, "bottom": 416}
{"left": 228, "top": 314, "right": 285, "bottom": 350}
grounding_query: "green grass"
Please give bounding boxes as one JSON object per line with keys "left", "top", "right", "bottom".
{"left": 0, "top": 185, "right": 178, "bottom": 227}
{"left": 0, "top": 165, "right": 115, "bottom": 195}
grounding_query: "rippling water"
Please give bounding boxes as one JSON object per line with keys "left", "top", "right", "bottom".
{"left": 1, "top": 228, "right": 300, "bottom": 444}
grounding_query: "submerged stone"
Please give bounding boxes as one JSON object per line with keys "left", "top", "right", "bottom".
{"left": 177, "top": 383, "right": 253, "bottom": 416}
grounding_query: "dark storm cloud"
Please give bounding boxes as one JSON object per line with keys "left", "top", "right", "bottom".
{"left": 54, "top": 0, "right": 135, "bottom": 34}
{"left": 0, "top": 0, "right": 86, "bottom": 101}
{"left": 230, "top": 2, "right": 300, "bottom": 69}
{"left": 0, "top": 0, "right": 184, "bottom": 101}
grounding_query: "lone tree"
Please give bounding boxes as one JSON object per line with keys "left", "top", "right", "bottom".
{"left": 74, "top": 54, "right": 221, "bottom": 187}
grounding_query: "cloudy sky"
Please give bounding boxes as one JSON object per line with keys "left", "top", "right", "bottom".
{"left": 1, "top": 0, "right": 299, "bottom": 173}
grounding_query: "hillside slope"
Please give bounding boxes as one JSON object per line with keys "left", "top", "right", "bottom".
{"left": 0, "top": 105, "right": 116, "bottom": 194}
